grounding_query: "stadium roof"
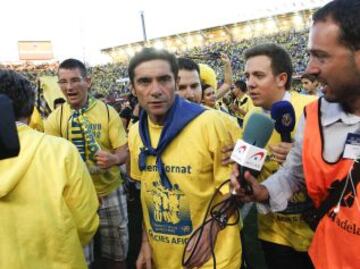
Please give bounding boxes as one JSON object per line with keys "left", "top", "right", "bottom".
{"left": 106, "top": 0, "right": 329, "bottom": 47}
{"left": 0, "top": 0, "right": 330, "bottom": 65}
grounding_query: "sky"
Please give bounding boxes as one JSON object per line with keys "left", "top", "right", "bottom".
{"left": 1, "top": 0, "right": 329, "bottom": 65}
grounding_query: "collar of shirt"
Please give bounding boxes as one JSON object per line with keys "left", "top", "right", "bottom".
{"left": 16, "top": 121, "right": 26, "bottom": 126}
{"left": 321, "top": 97, "right": 360, "bottom": 126}
{"left": 261, "top": 91, "right": 291, "bottom": 115}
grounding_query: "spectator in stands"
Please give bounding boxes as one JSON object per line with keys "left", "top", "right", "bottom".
{"left": 0, "top": 69, "right": 99, "bottom": 269}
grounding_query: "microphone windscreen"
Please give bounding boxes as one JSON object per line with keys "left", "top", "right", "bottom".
{"left": 243, "top": 112, "right": 274, "bottom": 148}
{"left": 270, "top": 100, "right": 296, "bottom": 135}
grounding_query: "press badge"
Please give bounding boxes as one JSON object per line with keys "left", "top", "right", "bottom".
{"left": 343, "top": 133, "right": 360, "bottom": 160}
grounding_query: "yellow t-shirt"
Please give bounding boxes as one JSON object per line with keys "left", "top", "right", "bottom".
{"left": 44, "top": 100, "right": 127, "bottom": 196}
{"left": 129, "top": 109, "right": 241, "bottom": 269}
{"left": 242, "top": 91, "right": 316, "bottom": 251}
{"left": 203, "top": 105, "right": 241, "bottom": 141}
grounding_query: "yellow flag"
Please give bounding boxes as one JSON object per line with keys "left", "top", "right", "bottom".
{"left": 39, "top": 76, "right": 65, "bottom": 111}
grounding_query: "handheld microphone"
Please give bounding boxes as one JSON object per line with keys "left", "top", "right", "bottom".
{"left": 0, "top": 95, "right": 20, "bottom": 160}
{"left": 231, "top": 113, "right": 274, "bottom": 194}
{"left": 270, "top": 100, "right": 296, "bottom": 143}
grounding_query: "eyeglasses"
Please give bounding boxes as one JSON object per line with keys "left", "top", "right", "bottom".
{"left": 57, "top": 77, "right": 83, "bottom": 87}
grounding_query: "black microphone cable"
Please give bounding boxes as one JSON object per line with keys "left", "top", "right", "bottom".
{"left": 182, "top": 179, "right": 242, "bottom": 269}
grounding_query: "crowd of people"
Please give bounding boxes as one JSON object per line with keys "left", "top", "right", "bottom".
{"left": 2, "top": 29, "right": 310, "bottom": 97}
{"left": 184, "top": 29, "right": 309, "bottom": 80}
{"left": 1, "top": 0, "right": 360, "bottom": 269}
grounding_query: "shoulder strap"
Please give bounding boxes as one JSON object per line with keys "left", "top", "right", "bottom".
{"left": 106, "top": 103, "right": 110, "bottom": 124}
{"left": 60, "top": 104, "right": 64, "bottom": 137}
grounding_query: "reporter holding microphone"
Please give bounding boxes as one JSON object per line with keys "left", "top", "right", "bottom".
{"left": 233, "top": 43, "right": 315, "bottom": 269}
{"left": 234, "top": 2, "right": 360, "bottom": 268}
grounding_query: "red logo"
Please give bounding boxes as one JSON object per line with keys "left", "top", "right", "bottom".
{"left": 250, "top": 152, "right": 265, "bottom": 161}
{"left": 238, "top": 145, "right": 247, "bottom": 154}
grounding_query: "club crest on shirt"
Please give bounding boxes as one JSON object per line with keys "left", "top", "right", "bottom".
{"left": 145, "top": 180, "right": 193, "bottom": 236}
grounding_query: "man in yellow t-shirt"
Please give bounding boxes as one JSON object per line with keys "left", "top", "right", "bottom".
{"left": 128, "top": 48, "right": 241, "bottom": 269}
{"left": 239, "top": 43, "right": 315, "bottom": 269}
{"left": 229, "top": 80, "right": 253, "bottom": 127}
{"left": 177, "top": 57, "right": 241, "bottom": 139}
{"left": 45, "top": 59, "right": 128, "bottom": 269}
{"left": 0, "top": 69, "right": 99, "bottom": 269}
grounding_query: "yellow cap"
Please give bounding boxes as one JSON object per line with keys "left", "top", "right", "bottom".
{"left": 198, "top": 63, "right": 217, "bottom": 90}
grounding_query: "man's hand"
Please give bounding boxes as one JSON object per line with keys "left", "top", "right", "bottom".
{"left": 229, "top": 103, "right": 238, "bottom": 112}
{"left": 269, "top": 142, "right": 293, "bottom": 164}
{"left": 221, "top": 143, "right": 235, "bottom": 165}
{"left": 95, "top": 144, "right": 128, "bottom": 169}
{"left": 216, "top": 53, "right": 233, "bottom": 100}
{"left": 220, "top": 53, "right": 231, "bottom": 66}
{"left": 230, "top": 165, "right": 269, "bottom": 203}
{"left": 136, "top": 240, "right": 152, "bottom": 269}
{"left": 184, "top": 220, "right": 221, "bottom": 269}
{"left": 95, "top": 150, "right": 119, "bottom": 169}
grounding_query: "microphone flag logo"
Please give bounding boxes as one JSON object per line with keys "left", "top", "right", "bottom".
{"left": 231, "top": 140, "right": 267, "bottom": 171}
{"left": 281, "top": 113, "right": 293, "bottom": 127}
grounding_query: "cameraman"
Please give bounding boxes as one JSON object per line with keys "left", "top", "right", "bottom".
{"left": 120, "top": 87, "right": 140, "bottom": 132}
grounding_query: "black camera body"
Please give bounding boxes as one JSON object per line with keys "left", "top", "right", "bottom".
{"left": 0, "top": 95, "right": 20, "bottom": 160}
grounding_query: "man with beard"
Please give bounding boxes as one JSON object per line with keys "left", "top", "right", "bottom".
{"left": 231, "top": 0, "right": 360, "bottom": 268}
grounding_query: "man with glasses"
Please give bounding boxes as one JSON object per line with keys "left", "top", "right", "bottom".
{"left": 45, "top": 58, "right": 129, "bottom": 269}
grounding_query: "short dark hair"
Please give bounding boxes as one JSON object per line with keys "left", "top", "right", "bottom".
{"left": 128, "top": 47, "right": 178, "bottom": 85}
{"left": 300, "top": 73, "right": 318, "bottom": 82}
{"left": 201, "top": 83, "right": 212, "bottom": 98}
{"left": 244, "top": 43, "right": 293, "bottom": 90}
{"left": 177, "top": 57, "right": 200, "bottom": 75}
{"left": 58, "top": 58, "right": 87, "bottom": 77}
{"left": 0, "top": 69, "right": 34, "bottom": 120}
{"left": 234, "top": 80, "right": 247, "bottom": 93}
{"left": 93, "top": 92, "right": 105, "bottom": 99}
{"left": 313, "top": 0, "right": 360, "bottom": 50}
